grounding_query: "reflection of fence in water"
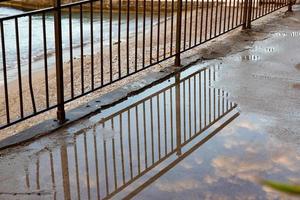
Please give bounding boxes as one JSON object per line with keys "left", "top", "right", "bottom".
{"left": 22, "top": 67, "right": 238, "bottom": 199}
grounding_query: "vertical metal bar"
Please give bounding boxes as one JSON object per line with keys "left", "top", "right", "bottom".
{"left": 28, "top": 15, "right": 37, "bottom": 114}
{"left": 100, "top": 0, "right": 104, "bottom": 85}
{"left": 118, "top": 0, "right": 122, "bottom": 77}
{"left": 109, "top": 0, "right": 113, "bottom": 82}
{"left": 200, "top": 0, "right": 204, "bottom": 42}
{"left": 236, "top": 0, "right": 240, "bottom": 25}
{"left": 194, "top": 0, "right": 199, "bottom": 45}
{"left": 175, "top": 0, "right": 182, "bottom": 66}
{"left": 90, "top": 2, "right": 95, "bottom": 89}
{"left": 228, "top": 0, "right": 232, "bottom": 30}
{"left": 189, "top": 0, "right": 194, "bottom": 47}
{"left": 288, "top": 0, "right": 292, "bottom": 11}
{"left": 210, "top": 0, "right": 214, "bottom": 38}
{"left": 242, "top": 0, "right": 249, "bottom": 29}
{"left": 150, "top": 0, "right": 154, "bottom": 64}
{"left": 80, "top": 5, "right": 84, "bottom": 93}
{"left": 135, "top": 0, "right": 139, "bottom": 71}
{"left": 215, "top": 0, "right": 219, "bottom": 36}
{"left": 15, "top": 18, "right": 24, "bottom": 118}
{"left": 127, "top": 0, "right": 130, "bottom": 73}
{"left": 163, "top": 0, "right": 168, "bottom": 59}
{"left": 68, "top": 8, "right": 74, "bottom": 98}
{"left": 223, "top": 0, "right": 228, "bottom": 32}
{"left": 240, "top": 0, "right": 244, "bottom": 24}
{"left": 42, "top": 14, "right": 49, "bottom": 108}
{"left": 183, "top": 0, "right": 187, "bottom": 49}
{"left": 142, "top": 0, "right": 146, "bottom": 68}
{"left": 219, "top": 0, "right": 224, "bottom": 34}
{"left": 54, "top": 0, "right": 65, "bottom": 123}
{"left": 205, "top": 0, "right": 209, "bottom": 40}
{"left": 170, "top": 0, "right": 175, "bottom": 54}
{"left": 232, "top": 0, "right": 236, "bottom": 28}
{"left": 247, "top": 0, "right": 252, "bottom": 28}
{"left": 157, "top": 0, "right": 161, "bottom": 61}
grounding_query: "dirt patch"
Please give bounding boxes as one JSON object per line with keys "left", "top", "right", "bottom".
{"left": 295, "top": 63, "right": 300, "bottom": 70}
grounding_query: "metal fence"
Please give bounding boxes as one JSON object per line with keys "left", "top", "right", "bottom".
{"left": 0, "top": 0, "right": 292, "bottom": 129}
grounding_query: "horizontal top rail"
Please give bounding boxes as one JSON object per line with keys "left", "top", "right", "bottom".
{"left": 0, "top": 0, "right": 101, "bottom": 20}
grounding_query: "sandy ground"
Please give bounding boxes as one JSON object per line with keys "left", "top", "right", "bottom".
{"left": 0, "top": 4, "right": 253, "bottom": 139}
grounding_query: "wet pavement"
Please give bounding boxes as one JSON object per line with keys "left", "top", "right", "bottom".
{"left": 1, "top": 5, "right": 300, "bottom": 200}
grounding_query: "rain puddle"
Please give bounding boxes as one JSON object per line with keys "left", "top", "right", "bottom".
{"left": 0, "top": 66, "right": 239, "bottom": 199}
{"left": 1, "top": 63, "right": 299, "bottom": 199}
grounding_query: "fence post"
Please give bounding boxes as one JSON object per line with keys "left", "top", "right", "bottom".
{"left": 54, "top": 0, "right": 66, "bottom": 124}
{"left": 288, "top": 0, "right": 293, "bottom": 11}
{"left": 242, "top": 0, "right": 252, "bottom": 29}
{"left": 247, "top": 0, "right": 252, "bottom": 29}
{"left": 175, "top": 0, "right": 183, "bottom": 66}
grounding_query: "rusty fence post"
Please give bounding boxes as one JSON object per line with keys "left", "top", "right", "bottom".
{"left": 242, "top": 0, "right": 252, "bottom": 29}
{"left": 247, "top": 0, "right": 252, "bottom": 29}
{"left": 175, "top": 0, "right": 183, "bottom": 66}
{"left": 288, "top": 0, "right": 293, "bottom": 11}
{"left": 54, "top": 0, "right": 66, "bottom": 124}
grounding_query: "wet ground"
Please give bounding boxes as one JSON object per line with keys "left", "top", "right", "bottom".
{"left": 0, "top": 5, "right": 300, "bottom": 200}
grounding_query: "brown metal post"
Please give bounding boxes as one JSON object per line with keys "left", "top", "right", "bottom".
{"left": 54, "top": 0, "right": 66, "bottom": 123}
{"left": 175, "top": 0, "right": 183, "bottom": 66}
{"left": 247, "top": 0, "right": 252, "bottom": 29}
{"left": 242, "top": 0, "right": 249, "bottom": 29}
{"left": 288, "top": 0, "right": 293, "bottom": 11}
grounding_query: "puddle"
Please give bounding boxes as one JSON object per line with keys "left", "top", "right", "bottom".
{"left": 0, "top": 63, "right": 299, "bottom": 199}
{"left": 0, "top": 66, "right": 239, "bottom": 200}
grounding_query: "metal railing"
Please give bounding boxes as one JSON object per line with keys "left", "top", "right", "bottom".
{"left": 0, "top": 0, "right": 292, "bottom": 129}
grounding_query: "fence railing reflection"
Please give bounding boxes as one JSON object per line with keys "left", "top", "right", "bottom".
{"left": 21, "top": 67, "right": 239, "bottom": 199}
{"left": 0, "top": 0, "right": 291, "bottom": 129}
